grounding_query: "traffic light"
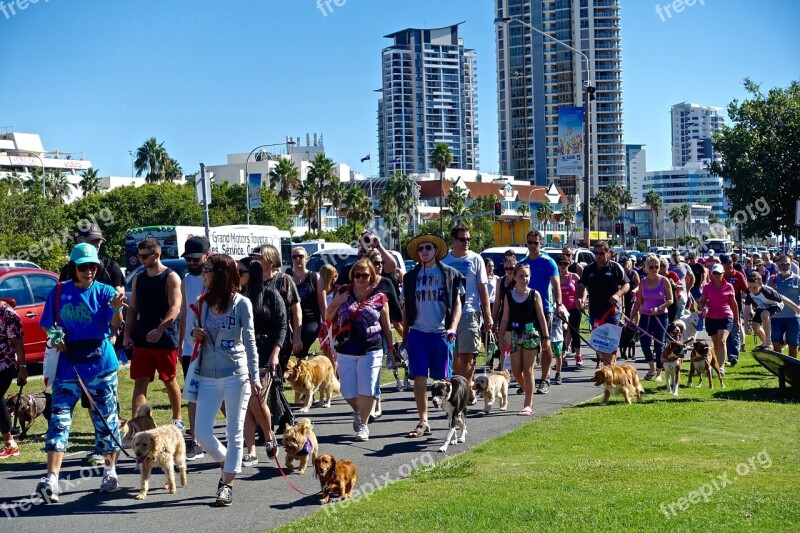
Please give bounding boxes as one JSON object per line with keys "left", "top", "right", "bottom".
{"left": 630, "top": 226, "right": 638, "bottom": 237}
{"left": 586, "top": 85, "right": 596, "bottom": 102}
{"left": 494, "top": 202, "right": 502, "bottom": 217}
{"left": 615, "top": 223, "right": 621, "bottom": 234}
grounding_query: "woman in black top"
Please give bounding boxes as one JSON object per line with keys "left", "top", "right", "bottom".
{"left": 242, "top": 259, "right": 287, "bottom": 466}
{"left": 290, "top": 247, "right": 326, "bottom": 360}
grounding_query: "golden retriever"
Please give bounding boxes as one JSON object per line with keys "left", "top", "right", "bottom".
{"left": 687, "top": 340, "right": 725, "bottom": 389}
{"left": 314, "top": 454, "right": 358, "bottom": 504}
{"left": 120, "top": 403, "right": 157, "bottom": 448}
{"left": 282, "top": 418, "right": 318, "bottom": 474}
{"left": 131, "top": 424, "right": 187, "bottom": 500}
{"left": 593, "top": 364, "right": 643, "bottom": 405}
{"left": 472, "top": 370, "right": 510, "bottom": 414}
{"left": 284, "top": 355, "right": 339, "bottom": 412}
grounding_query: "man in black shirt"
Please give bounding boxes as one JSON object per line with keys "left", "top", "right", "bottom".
{"left": 576, "top": 241, "right": 629, "bottom": 366}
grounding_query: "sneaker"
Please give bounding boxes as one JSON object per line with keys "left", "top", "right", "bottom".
{"left": 655, "top": 375, "right": 663, "bottom": 382}
{"left": 215, "top": 484, "right": 233, "bottom": 506}
{"left": 99, "top": 471, "right": 119, "bottom": 492}
{"left": 355, "top": 424, "right": 369, "bottom": 442}
{"left": 740, "top": 343, "right": 747, "bottom": 352}
{"left": 575, "top": 355, "right": 584, "bottom": 367}
{"left": 265, "top": 438, "right": 279, "bottom": 460}
{"left": 86, "top": 451, "right": 104, "bottom": 465}
{"left": 172, "top": 419, "right": 186, "bottom": 432}
{"left": 36, "top": 476, "right": 59, "bottom": 504}
{"left": 241, "top": 454, "right": 258, "bottom": 467}
{"left": 0, "top": 442, "right": 20, "bottom": 459}
{"left": 553, "top": 372, "right": 562, "bottom": 385}
{"left": 729, "top": 359, "right": 738, "bottom": 367}
{"left": 186, "top": 441, "right": 204, "bottom": 461}
{"left": 536, "top": 379, "right": 550, "bottom": 394}
{"left": 352, "top": 411, "right": 360, "bottom": 432}
{"left": 516, "top": 387, "right": 524, "bottom": 395}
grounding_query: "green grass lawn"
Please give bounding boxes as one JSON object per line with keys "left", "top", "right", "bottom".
{"left": 275, "top": 336, "right": 800, "bottom": 533}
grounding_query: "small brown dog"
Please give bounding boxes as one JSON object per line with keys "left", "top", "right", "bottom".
{"left": 472, "top": 370, "right": 510, "bottom": 414}
{"left": 284, "top": 355, "right": 340, "bottom": 412}
{"left": 131, "top": 424, "right": 187, "bottom": 500}
{"left": 687, "top": 340, "right": 725, "bottom": 389}
{"left": 120, "top": 403, "right": 157, "bottom": 448}
{"left": 282, "top": 418, "right": 318, "bottom": 474}
{"left": 594, "top": 364, "right": 643, "bottom": 405}
{"left": 314, "top": 454, "right": 358, "bottom": 504}
{"left": 5, "top": 391, "right": 51, "bottom": 437}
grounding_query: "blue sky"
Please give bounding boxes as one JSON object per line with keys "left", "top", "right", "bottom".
{"left": 1, "top": 0, "right": 798, "bottom": 179}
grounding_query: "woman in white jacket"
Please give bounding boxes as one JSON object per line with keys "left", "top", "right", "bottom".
{"left": 190, "top": 254, "right": 264, "bottom": 507}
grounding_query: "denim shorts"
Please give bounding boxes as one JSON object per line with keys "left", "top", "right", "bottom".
{"left": 771, "top": 317, "right": 800, "bottom": 346}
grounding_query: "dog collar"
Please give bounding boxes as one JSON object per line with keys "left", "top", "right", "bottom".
{"left": 296, "top": 437, "right": 313, "bottom": 457}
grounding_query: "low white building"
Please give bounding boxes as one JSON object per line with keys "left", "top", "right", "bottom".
{"left": 643, "top": 168, "right": 728, "bottom": 220}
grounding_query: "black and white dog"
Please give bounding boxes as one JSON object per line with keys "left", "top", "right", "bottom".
{"left": 387, "top": 342, "right": 410, "bottom": 392}
{"left": 430, "top": 375, "right": 469, "bottom": 453}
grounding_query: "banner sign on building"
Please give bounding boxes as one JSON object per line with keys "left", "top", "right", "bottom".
{"left": 248, "top": 173, "right": 262, "bottom": 209}
{"left": 557, "top": 107, "right": 584, "bottom": 176}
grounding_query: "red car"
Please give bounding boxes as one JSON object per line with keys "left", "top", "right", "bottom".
{"left": 0, "top": 267, "right": 59, "bottom": 364}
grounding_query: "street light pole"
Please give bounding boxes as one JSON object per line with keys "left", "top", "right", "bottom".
{"left": 497, "top": 17, "right": 594, "bottom": 246}
{"left": 244, "top": 140, "right": 296, "bottom": 225}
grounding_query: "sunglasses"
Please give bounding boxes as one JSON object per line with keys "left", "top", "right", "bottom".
{"left": 558, "top": 262, "right": 569, "bottom": 266}
{"left": 505, "top": 267, "right": 515, "bottom": 272}
{"left": 291, "top": 255, "right": 306, "bottom": 260}
{"left": 417, "top": 244, "right": 434, "bottom": 252}
{"left": 647, "top": 265, "right": 658, "bottom": 270}
{"left": 780, "top": 263, "right": 791, "bottom": 267}
{"left": 353, "top": 272, "right": 370, "bottom": 280}
{"left": 593, "top": 251, "right": 606, "bottom": 256}
{"left": 238, "top": 269, "right": 249, "bottom": 275}
{"left": 185, "top": 257, "right": 202, "bottom": 263}
{"left": 76, "top": 263, "right": 99, "bottom": 272}
{"left": 137, "top": 252, "right": 155, "bottom": 260}
{"left": 527, "top": 241, "right": 541, "bottom": 246}
{"left": 202, "top": 266, "right": 214, "bottom": 273}
{"left": 455, "top": 237, "right": 471, "bottom": 243}
{"left": 711, "top": 272, "right": 723, "bottom": 276}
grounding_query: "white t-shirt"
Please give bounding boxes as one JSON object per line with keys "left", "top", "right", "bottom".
{"left": 181, "top": 273, "right": 206, "bottom": 356}
{"left": 411, "top": 264, "right": 446, "bottom": 333}
{"left": 442, "top": 251, "right": 487, "bottom": 314}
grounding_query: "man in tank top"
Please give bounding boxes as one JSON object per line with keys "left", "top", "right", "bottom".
{"left": 124, "top": 238, "right": 184, "bottom": 429}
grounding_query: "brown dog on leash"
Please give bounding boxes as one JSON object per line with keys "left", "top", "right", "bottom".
{"left": 687, "top": 340, "right": 725, "bottom": 388}
{"left": 5, "top": 391, "right": 51, "bottom": 437}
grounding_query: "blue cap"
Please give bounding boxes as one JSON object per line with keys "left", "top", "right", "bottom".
{"left": 70, "top": 243, "right": 101, "bottom": 265}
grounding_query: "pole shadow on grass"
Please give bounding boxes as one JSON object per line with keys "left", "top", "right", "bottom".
{"left": 713, "top": 386, "right": 800, "bottom": 403}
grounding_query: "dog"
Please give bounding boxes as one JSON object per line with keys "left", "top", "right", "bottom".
{"left": 5, "top": 391, "right": 51, "bottom": 437}
{"left": 120, "top": 403, "right": 158, "bottom": 448}
{"left": 282, "top": 417, "right": 319, "bottom": 474}
{"left": 284, "top": 355, "right": 340, "bottom": 412}
{"left": 619, "top": 322, "right": 637, "bottom": 361}
{"left": 387, "top": 342, "right": 411, "bottom": 392}
{"left": 662, "top": 323, "right": 692, "bottom": 397}
{"left": 687, "top": 340, "right": 725, "bottom": 389}
{"left": 131, "top": 424, "right": 187, "bottom": 500}
{"left": 430, "top": 375, "right": 469, "bottom": 453}
{"left": 593, "top": 364, "right": 643, "bottom": 405}
{"left": 472, "top": 370, "right": 510, "bottom": 414}
{"left": 313, "top": 454, "right": 359, "bottom": 504}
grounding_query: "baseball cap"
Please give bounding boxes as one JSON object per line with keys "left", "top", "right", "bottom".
{"left": 719, "top": 254, "right": 732, "bottom": 265}
{"left": 70, "top": 242, "right": 101, "bottom": 265}
{"left": 687, "top": 251, "right": 696, "bottom": 259}
{"left": 711, "top": 264, "right": 724, "bottom": 275}
{"left": 182, "top": 236, "right": 210, "bottom": 259}
{"left": 76, "top": 223, "right": 104, "bottom": 242}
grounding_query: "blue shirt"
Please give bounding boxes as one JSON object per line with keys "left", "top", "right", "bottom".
{"left": 41, "top": 281, "right": 119, "bottom": 380}
{"left": 520, "top": 255, "right": 558, "bottom": 313}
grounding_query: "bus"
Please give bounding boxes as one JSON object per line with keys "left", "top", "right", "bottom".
{"left": 704, "top": 238, "right": 733, "bottom": 255}
{"left": 124, "top": 225, "right": 292, "bottom": 269}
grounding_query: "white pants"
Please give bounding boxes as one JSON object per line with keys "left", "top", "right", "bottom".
{"left": 195, "top": 374, "right": 251, "bottom": 475}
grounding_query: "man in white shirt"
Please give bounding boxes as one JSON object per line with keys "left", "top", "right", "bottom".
{"left": 442, "top": 226, "right": 492, "bottom": 404}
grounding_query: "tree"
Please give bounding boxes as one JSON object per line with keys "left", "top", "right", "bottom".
{"left": 269, "top": 158, "right": 300, "bottom": 202}
{"left": 164, "top": 158, "right": 183, "bottom": 182}
{"left": 516, "top": 202, "right": 531, "bottom": 222}
{"left": 379, "top": 172, "right": 416, "bottom": 250}
{"left": 668, "top": 205, "right": 683, "bottom": 245}
{"left": 79, "top": 167, "right": 102, "bottom": 197}
{"left": 294, "top": 180, "right": 317, "bottom": 233}
{"left": 446, "top": 185, "right": 468, "bottom": 225}
{"left": 307, "top": 153, "right": 336, "bottom": 235}
{"left": 343, "top": 185, "right": 372, "bottom": 240}
{"left": 431, "top": 142, "right": 453, "bottom": 237}
{"left": 606, "top": 183, "right": 632, "bottom": 241}
{"left": 134, "top": 137, "right": 169, "bottom": 183}
{"left": 561, "top": 202, "right": 576, "bottom": 244}
{"left": 536, "top": 201, "right": 554, "bottom": 244}
{"left": 47, "top": 171, "right": 74, "bottom": 205}
{"left": 679, "top": 203, "right": 692, "bottom": 239}
{"left": 711, "top": 79, "right": 800, "bottom": 241}
{"left": 645, "top": 189, "right": 663, "bottom": 245}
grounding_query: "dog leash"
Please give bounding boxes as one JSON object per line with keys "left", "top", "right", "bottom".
{"left": 9, "top": 382, "right": 24, "bottom": 436}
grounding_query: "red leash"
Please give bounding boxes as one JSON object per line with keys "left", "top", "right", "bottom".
{"left": 271, "top": 452, "right": 318, "bottom": 496}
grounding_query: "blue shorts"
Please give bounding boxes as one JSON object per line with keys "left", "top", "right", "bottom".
{"left": 705, "top": 317, "right": 733, "bottom": 336}
{"left": 407, "top": 329, "right": 452, "bottom": 381}
{"left": 771, "top": 317, "right": 800, "bottom": 346}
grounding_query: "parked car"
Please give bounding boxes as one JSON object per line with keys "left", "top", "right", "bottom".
{"left": 404, "top": 260, "right": 416, "bottom": 273}
{"left": 0, "top": 260, "right": 41, "bottom": 269}
{"left": 124, "top": 258, "right": 189, "bottom": 302}
{"left": 0, "top": 267, "right": 59, "bottom": 364}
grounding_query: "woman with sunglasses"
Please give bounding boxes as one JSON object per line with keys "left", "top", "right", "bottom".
{"left": 630, "top": 254, "right": 674, "bottom": 381}
{"left": 489, "top": 255, "right": 517, "bottom": 371}
{"left": 290, "top": 247, "right": 326, "bottom": 361}
{"left": 328, "top": 258, "right": 393, "bottom": 441}
{"left": 36, "top": 243, "right": 127, "bottom": 502}
{"left": 696, "top": 263, "right": 738, "bottom": 373}
{"left": 557, "top": 253, "right": 584, "bottom": 367}
{"left": 190, "top": 255, "right": 263, "bottom": 506}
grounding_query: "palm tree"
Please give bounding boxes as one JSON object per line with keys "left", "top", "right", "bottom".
{"left": 561, "top": 202, "right": 576, "bottom": 244}
{"left": 78, "top": 167, "right": 102, "bottom": 196}
{"left": 269, "top": 158, "right": 300, "bottom": 201}
{"left": 294, "top": 180, "right": 317, "bottom": 232}
{"left": 164, "top": 158, "right": 183, "bottom": 182}
{"left": 343, "top": 186, "right": 372, "bottom": 240}
{"left": 516, "top": 202, "right": 531, "bottom": 226}
{"left": 431, "top": 143, "right": 453, "bottom": 237}
{"left": 134, "top": 137, "right": 168, "bottom": 182}
{"left": 536, "top": 201, "right": 555, "bottom": 244}
{"left": 668, "top": 205, "right": 683, "bottom": 245}
{"left": 606, "top": 183, "right": 632, "bottom": 244}
{"left": 446, "top": 185, "right": 468, "bottom": 225}
{"left": 326, "top": 180, "right": 347, "bottom": 229}
{"left": 380, "top": 172, "right": 417, "bottom": 250}
{"left": 603, "top": 194, "right": 621, "bottom": 238}
{"left": 307, "top": 153, "right": 336, "bottom": 235}
{"left": 679, "top": 203, "right": 692, "bottom": 240}
{"left": 47, "top": 171, "right": 74, "bottom": 205}
{"left": 645, "top": 190, "right": 663, "bottom": 246}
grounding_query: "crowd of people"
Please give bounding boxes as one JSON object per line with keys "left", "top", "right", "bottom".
{"left": 1, "top": 222, "right": 799, "bottom": 507}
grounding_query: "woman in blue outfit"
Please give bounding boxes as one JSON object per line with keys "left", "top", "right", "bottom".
{"left": 36, "top": 243, "right": 127, "bottom": 503}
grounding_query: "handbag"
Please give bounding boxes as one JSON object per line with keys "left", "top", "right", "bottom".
{"left": 42, "top": 282, "right": 63, "bottom": 389}
{"left": 181, "top": 295, "right": 205, "bottom": 402}
{"left": 267, "top": 368, "right": 295, "bottom": 433}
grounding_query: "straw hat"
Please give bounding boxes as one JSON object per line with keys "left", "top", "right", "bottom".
{"left": 407, "top": 233, "right": 448, "bottom": 262}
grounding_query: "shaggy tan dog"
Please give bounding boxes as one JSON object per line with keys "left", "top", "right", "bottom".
{"left": 131, "top": 424, "right": 187, "bottom": 500}
{"left": 282, "top": 418, "right": 318, "bottom": 474}
{"left": 314, "top": 454, "right": 358, "bottom": 504}
{"left": 120, "top": 403, "right": 157, "bottom": 448}
{"left": 472, "top": 370, "right": 510, "bottom": 414}
{"left": 284, "top": 355, "right": 340, "bottom": 412}
{"left": 594, "top": 364, "right": 643, "bottom": 405}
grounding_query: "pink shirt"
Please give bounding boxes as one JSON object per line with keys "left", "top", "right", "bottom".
{"left": 702, "top": 280, "right": 735, "bottom": 319}
{"left": 641, "top": 277, "right": 667, "bottom": 315}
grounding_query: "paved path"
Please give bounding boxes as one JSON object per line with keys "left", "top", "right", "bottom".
{"left": 0, "top": 356, "right": 648, "bottom": 532}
